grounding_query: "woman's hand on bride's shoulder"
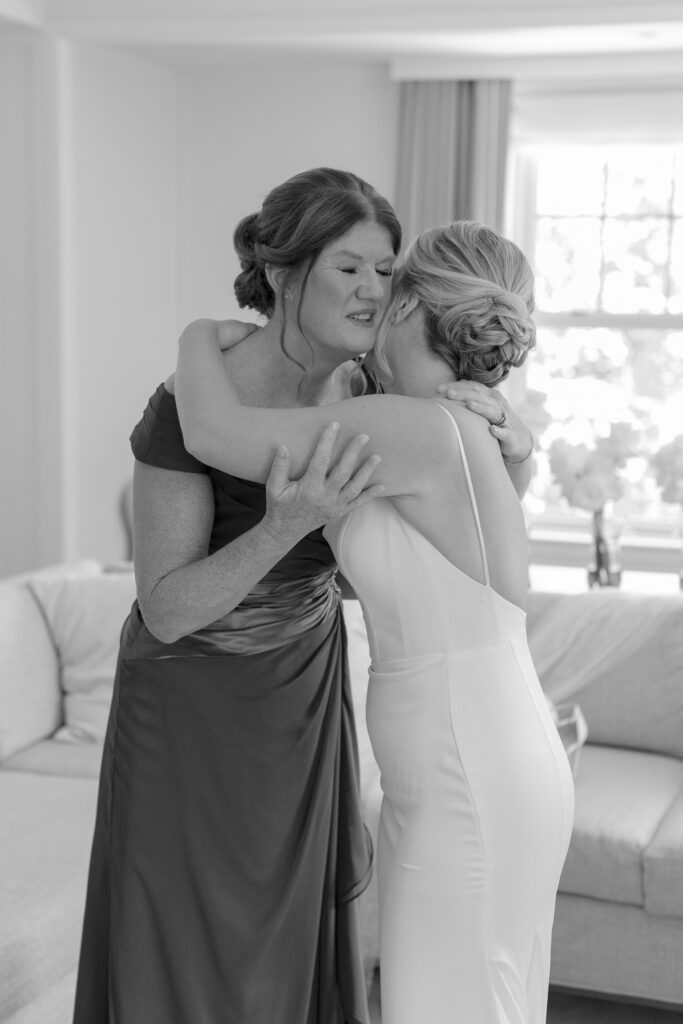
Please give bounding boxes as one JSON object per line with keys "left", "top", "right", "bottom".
{"left": 436, "top": 380, "right": 534, "bottom": 464}
{"left": 260, "top": 422, "right": 385, "bottom": 544}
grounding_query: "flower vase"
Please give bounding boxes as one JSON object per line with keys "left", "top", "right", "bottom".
{"left": 587, "top": 508, "right": 622, "bottom": 589}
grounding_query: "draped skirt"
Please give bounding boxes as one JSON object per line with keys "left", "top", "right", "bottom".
{"left": 72, "top": 586, "right": 371, "bottom": 1024}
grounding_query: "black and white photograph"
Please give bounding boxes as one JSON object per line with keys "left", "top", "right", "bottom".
{"left": 1, "top": 2, "right": 683, "bottom": 1022}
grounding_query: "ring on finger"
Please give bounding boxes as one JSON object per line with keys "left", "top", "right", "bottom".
{"left": 492, "top": 410, "right": 508, "bottom": 428}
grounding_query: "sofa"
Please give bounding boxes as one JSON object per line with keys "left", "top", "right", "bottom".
{"left": 1, "top": 561, "right": 682, "bottom": 1023}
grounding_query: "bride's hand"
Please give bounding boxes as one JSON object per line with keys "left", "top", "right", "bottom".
{"left": 261, "top": 423, "right": 385, "bottom": 544}
{"left": 182, "top": 317, "right": 259, "bottom": 350}
{"left": 215, "top": 319, "right": 259, "bottom": 351}
{"left": 437, "top": 380, "right": 534, "bottom": 464}
{"left": 312, "top": 361, "right": 367, "bottom": 406}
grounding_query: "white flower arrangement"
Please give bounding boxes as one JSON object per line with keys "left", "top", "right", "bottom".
{"left": 650, "top": 435, "right": 683, "bottom": 506}
{"left": 548, "top": 423, "right": 641, "bottom": 513}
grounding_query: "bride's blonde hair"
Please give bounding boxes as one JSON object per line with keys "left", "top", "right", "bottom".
{"left": 375, "top": 221, "right": 536, "bottom": 386}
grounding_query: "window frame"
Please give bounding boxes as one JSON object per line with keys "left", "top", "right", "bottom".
{"left": 507, "top": 139, "right": 683, "bottom": 575}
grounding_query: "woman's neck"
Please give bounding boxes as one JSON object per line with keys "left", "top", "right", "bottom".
{"left": 227, "top": 321, "right": 358, "bottom": 407}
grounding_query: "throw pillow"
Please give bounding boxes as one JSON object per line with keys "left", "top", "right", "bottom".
{"left": 28, "top": 572, "right": 137, "bottom": 743}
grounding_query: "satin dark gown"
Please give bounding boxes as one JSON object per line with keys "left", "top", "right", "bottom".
{"left": 72, "top": 385, "right": 372, "bottom": 1024}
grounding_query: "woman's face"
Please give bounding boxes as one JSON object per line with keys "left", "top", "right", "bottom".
{"left": 295, "top": 220, "right": 396, "bottom": 358}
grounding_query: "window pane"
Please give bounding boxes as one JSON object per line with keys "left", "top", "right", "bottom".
{"left": 536, "top": 147, "right": 605, "bottom": 215}
{"left": 524, "top": 143, "right": 683, "bottom": 529}
{"left": 604, "top": 149, "right": 675, "bottom": 216}
{"left": 524, "top": 326, "right": 683, "bottom": 521}
{"left": 670, "top": 219, "right": 683, "bottom": 314}
{"left": 674, "top": 153, "right": 683, "bottom": 216}
{"left": 535, "top": 217, "right": 601, "bottom": 311}
{"left": 602, "top": 218, "right": 670, "bottom": 314}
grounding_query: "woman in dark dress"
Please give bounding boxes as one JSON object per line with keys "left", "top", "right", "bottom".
{"left": 72, "top": 168, "right": 401, "bottom": 1024}
{"left": 72, "top": 168, "right": 534, "bottom": 1024}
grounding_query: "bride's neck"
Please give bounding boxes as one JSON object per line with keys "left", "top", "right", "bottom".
{"left": 384, "top": 351, "right": 456, "bottom": 399}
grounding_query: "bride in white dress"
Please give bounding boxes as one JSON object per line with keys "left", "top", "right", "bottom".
{"left": 174, "top": 219, "right": 575, "bottom": 1024}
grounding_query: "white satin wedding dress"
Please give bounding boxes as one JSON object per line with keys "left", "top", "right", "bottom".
{"left": 325, "top": 402, "right": 574, "bottom": 1024}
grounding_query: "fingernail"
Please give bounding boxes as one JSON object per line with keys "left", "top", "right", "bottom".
{"left": 277, "top": 445, "right": 287, "bottom": 456}
{"left": 437, "top": 384, "right": 448, "bottom": 393}
{"left": 370, "top": 455, "right": 381, "bottom": 465}
{"left": 358, "top": 434, "right": 369, "bottom": 444}
{"left": 331, "top": 421, "right": 340, "bottom": 431}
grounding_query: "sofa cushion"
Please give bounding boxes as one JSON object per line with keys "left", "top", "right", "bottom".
{"left": 0, "top": 771, "right": 97, "bottom": 1019}
{"left": 527, "top": 590, "right": 683, "bottom": 759}
{"left": 4, "top": 969, "right": 78, "bottom": 1024}
{"left": 2, "top": 739, "right": 104, "bottom": 779}
{"left": 560, "top": 744, "right": 683, "bottom": 906}
{"left": 28, "top": 572, "right": 136, "bottom": 743}
{"left": 0, "top": 583, "right": 61, "bottom": 760}
{"left": 644, "top": 789, "right": 683, "bottom": 918}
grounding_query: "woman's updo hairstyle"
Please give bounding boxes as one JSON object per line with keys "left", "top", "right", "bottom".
{"left": 233, "top": 167, "right": 401, "bottom": 317}
{"left": 387, "top": 221, "right": 535, "bottom": 386}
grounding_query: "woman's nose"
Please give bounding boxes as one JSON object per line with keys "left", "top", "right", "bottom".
{"left": 358, "top": 270, "right": 388, "bottom": 301}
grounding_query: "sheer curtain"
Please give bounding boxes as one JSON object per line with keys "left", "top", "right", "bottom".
{"left": 395, "top": 80, "right": 512, "bottom": 245}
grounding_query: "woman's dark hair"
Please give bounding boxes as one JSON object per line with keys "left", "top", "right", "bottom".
{"left": 233, "top": 167, "right": 401, "bottom": 377}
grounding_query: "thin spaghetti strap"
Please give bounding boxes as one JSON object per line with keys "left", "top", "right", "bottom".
{"left": 432, "top": 402, "right": 490, "bottom": 587}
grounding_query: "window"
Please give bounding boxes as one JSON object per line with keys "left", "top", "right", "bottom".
{"left": 509, "top": 141, "right": 683, "bottom": 569}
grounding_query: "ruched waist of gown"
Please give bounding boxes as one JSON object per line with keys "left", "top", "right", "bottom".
{"left": 121, "top": 567, "right": 341, "bottom": 658}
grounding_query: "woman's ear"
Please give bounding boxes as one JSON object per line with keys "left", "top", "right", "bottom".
{"left": 265, "top": 264, "right": 290, "bottom": 302}
{"left": 391, "top": 294, "right": 420, "bottom": 325}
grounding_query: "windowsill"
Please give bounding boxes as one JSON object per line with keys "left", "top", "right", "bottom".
{"left": 529, "top": 564, "right": 681, "bottom": 595}
{"left": 529, "top": 525, "right": 682, "bottom": 575}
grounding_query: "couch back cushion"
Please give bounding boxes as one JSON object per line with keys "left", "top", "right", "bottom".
{"left": 28, "top": 571, "right": 137, "bottom": 743}
{"left": 527, "top": 590, "right": 683, "bottom": 759}
{"left": 0, "top": 582, "right": 61, "bottom": 760}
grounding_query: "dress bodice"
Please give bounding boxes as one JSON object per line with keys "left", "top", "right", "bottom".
{"left": 131, "top": 383, "right": 335, "bottom": 582}
{"left": 325, "top": 500, "right": 526, "bottom": 664}
{"left": 324, "top": 403, "right": 527, "bottom": 664}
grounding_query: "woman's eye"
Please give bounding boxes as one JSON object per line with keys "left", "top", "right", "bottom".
{"left": 340, "top": 267, "right": 357, "bottom": 274}
{"left": 378, "top": 269, "right": 393, "bottom": 278}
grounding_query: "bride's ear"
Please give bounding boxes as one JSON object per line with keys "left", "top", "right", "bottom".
{"left": 390, "top": 294, "right": 420, "bottom": 325}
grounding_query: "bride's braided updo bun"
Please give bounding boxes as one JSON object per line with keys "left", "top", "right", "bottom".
{"left": 386, "top": 221, "right": 535, "bottom": 386}
{"left": 232, "top": 167, "right": 401, "bottom": 319}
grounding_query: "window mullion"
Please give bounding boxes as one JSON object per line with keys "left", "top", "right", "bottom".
{"left": 534, "top": 311, "right": 683, "bottom": 330}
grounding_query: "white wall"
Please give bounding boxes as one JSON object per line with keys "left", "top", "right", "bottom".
{"left": 61, "top": 42, "right": 179, "bottom": 563}
{"left": 0, "top": 34, "right": 179, "bottom": 574}
{"left": 0, "top": 30, "right": 42, "bottom": 576}
{"left": 0, "top": 42, "right": 399, "bottom": 575}
{"left": 177, "top": 55, "right": 399, "bottom": 323}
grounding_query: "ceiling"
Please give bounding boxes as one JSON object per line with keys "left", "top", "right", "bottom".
{"left": 3, "top": 0, "right": 683, "bottom": 77}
